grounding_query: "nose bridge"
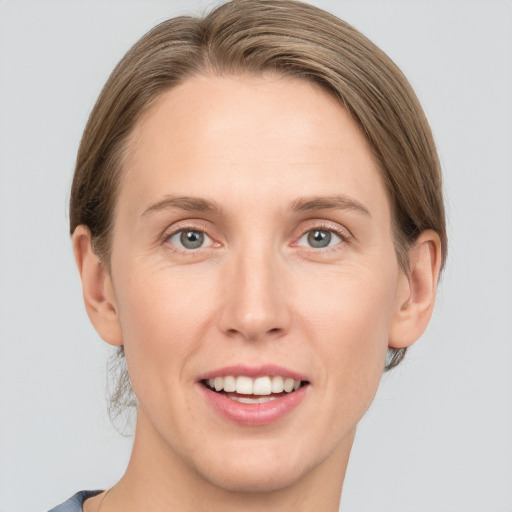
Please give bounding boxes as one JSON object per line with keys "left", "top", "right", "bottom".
{"left": 219, "top": 234, "right": 290, "bottom": 341}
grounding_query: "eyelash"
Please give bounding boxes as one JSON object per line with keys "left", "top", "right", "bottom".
{"left": 162, "top": 222, "right": 216, "bottom": 254}
{"left": 295, "top": 222, "right": 350, "bottom": 252}
{"left": 162, "top": 221, "right": 350, "bottom": 254}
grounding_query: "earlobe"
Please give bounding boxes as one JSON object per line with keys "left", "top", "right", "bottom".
{"left": 389, "top": 230, "right": 442, "bottom": 349}
{"left": 72, "top": 225, "right": 123, "bottom": 347}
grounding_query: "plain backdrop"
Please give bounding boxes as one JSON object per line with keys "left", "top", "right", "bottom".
{"left": 1, "top": 1, "right": 511, "bottom": 511}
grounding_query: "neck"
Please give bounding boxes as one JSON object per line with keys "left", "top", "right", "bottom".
{"left": 101, "top": 411, "right": 354, "bottom": 512}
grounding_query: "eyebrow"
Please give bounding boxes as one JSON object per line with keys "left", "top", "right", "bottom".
{"left": 141, "top": 194, "right": 370, "bottom": 218}
{"left": 290, "top": 195, "right": 371, "bottom": 216}
{"left": 142, "top": 196, "right": 222, "bottom": 217}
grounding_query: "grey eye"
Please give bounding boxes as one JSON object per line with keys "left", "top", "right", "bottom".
{"left": 169, "top": 230, "right": 211, "bottom": 250}
{"left": 298, "top": 229, "right": 342, "bottom": 249}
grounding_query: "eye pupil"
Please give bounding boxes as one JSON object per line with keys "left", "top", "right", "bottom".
{"left": 307, "top": 230, "right": 331, "bottom": 248}
{"left": 180, "top": 230, "right": 204, "bottom": 249}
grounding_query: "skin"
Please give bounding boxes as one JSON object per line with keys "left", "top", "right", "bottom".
{"left": 74, "top": 74, "right": 441, "bottom": 512}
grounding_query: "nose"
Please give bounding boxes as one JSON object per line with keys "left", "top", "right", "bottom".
{"left": 218, "top": 245, "right": 292, "bottom": 342}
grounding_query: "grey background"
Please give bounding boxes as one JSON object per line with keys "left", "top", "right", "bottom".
{"left": 1, "top": 1, "right": 511, "bottom": 511}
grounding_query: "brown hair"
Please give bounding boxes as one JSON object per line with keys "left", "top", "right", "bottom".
{"left": 70, "top": 0, "right": 447, "bottom": 419}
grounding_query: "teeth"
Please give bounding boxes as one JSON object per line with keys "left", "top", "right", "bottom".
{"left": 236, "top": 376, "right": 253, "bottom": 394}
{"left": 283, "top": 378, "right": 295, "bottom": 393}
{"left": 206, "top": 375, "right": 303, "bottom": 395}
{"left": 229, "top": 395, "right": 278, "bottom": 404}
{"left": 253, "top": 376, "right": 272, "bottom": 395}
{"left": 223, "top": 375, "right": 236, "bottom": 392}
{"left": 271, "top": 376, "right": 284, "bottom": 393}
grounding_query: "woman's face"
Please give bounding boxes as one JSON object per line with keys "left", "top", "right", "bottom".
{"left": 107, "top": 74, "right": 409, "bottom": 492}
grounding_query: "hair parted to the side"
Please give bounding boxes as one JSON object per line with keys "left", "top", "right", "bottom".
{"left": 70, "top": 0, "right": 447, "bottom": 424}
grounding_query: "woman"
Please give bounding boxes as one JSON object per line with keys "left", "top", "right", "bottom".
{"left": 51, "top": 0, "right": 445, "bottom": 510}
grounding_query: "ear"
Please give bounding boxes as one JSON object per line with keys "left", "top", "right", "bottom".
{"left": 389, "top": 230, "right": 443, "bottom": 349}
{"left": 72, "top": 225, "right": 123, "bottom": 346}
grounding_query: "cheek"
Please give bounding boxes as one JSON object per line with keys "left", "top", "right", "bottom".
{"left": 117, "top": 259, "right": 213, "bottom": 331}
{"left": 300, "top": 262, "right": 397, "bottom": 344}
{"left": 298, "top": 263, "right": 398, "bottom": 403}
{"left": 112, "top": 264, "right": 217, "bottom": 398}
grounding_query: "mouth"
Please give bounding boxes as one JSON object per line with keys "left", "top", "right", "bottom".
{"left": 198, "top": 369, "right": 310, "bottom": 426}
{"left": 201, "top": 375, "right": 309, "bottom": 404}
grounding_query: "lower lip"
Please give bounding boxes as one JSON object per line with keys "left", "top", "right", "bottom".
{"left": 199, "top": 384, "right": 308, "bottom": 426}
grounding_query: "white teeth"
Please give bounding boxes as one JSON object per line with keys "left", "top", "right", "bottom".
{"left": 223, "top": 375, "right": 236, "bottom": 392}
{"left": 253, "top": 376, "right": 272, "bottom": 395}
{"left": 283, "top": 378, "right": 295, "bottom": 392}
{"left": 271, "top": 376, "right": 284, "bottom": 393}
{"left": 235, "top": 376, "right": 253, "bottom": 395}
{"left": 206, "top": 375, "right": 303, "bottom": 395}
{"left": 229, "top": 395, "right": 278, "bottom": 404}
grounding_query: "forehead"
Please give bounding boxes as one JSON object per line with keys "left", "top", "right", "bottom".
{"left": 120, "top": 73, "right": 389, "bottom": 220}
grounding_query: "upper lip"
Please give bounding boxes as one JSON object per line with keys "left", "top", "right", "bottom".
{"left": 197, "top": 364, "right": 309, "bottom": 383}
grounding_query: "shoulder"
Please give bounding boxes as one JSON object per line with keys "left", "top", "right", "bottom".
{"left": 48, "top": 490, "right": 103, "bottom": 512}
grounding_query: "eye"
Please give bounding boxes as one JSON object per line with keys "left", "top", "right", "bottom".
{"left": 297, "top": 229, "right": 342, "bottom": 249}
{"left": 167, "top": 229, "right": 213, "bottom": 250}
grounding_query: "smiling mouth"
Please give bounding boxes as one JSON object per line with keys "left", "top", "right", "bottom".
{"left": 201, "top": 375, "right": 309, "bottom": 404}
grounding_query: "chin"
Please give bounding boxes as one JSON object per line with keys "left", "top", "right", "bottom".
{"left": 198, "top": 459, "right": 310, "bottom": 494}
{"left": 187, "top": 436, "right": 328, "bottom": 495}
